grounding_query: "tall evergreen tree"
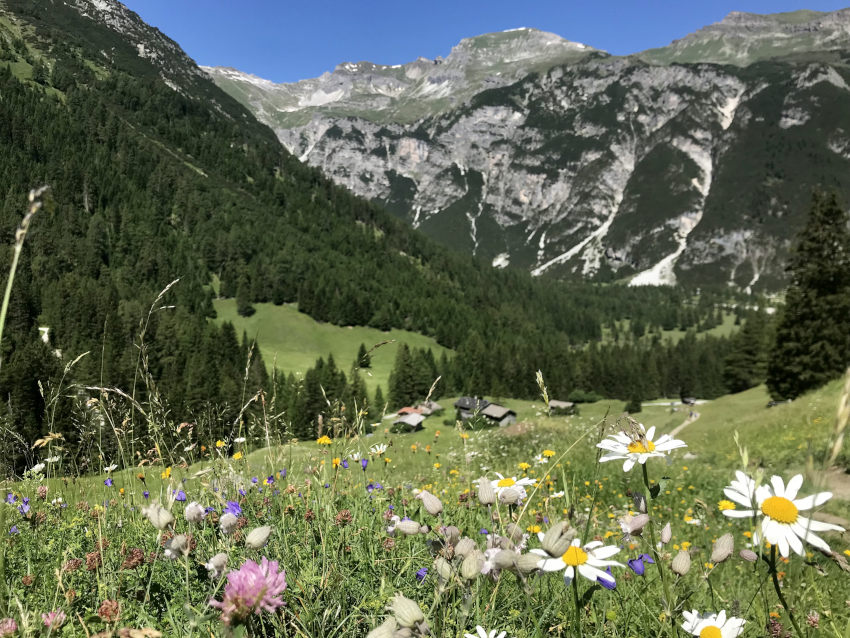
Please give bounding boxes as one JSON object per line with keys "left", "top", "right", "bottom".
{"left": 767, "top": 192, "right": 850, "bottom": 400}
{"left": 373, "top": 385, "right": 386, "bottom": 419}
{"left": 356, "top": 342, "right": 371, "bottom": 368}
{"left": 724, "top": 310, "right": 772, "bottom": 393}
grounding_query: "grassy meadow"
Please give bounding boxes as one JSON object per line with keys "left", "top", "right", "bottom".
{"left": 213, "top": 299, "right": 452, "bottom": 393}
{"left": 2, "top": 378, "right": 849, "bottom": 637}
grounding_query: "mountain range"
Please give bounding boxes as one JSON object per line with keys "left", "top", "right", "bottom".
{"left": 205, "top": 9, "right": 850, "bottom": 291}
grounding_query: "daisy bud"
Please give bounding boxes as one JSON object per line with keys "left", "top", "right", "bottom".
{"left": 396, "top": 520, "right": 422, "bottom": 536}
{"left": 142, "top": 503, "right": 174, "bottom": 530}
{"left": 461, "top": 550, "right": 485, "bottom": 581}
{"left": 416, "top": 491, "right": 443, "bottom": 516}
{"left": 493, "top": 549, "right": 518, "bottom": 571}
{"left": 440, "top": 525, "right": 460, "bottom": 546}
{"left": 388, "top": 593, "right": 425, "bottom": 628}
{"left": 738, "top": 549, "right": 758, "bottom": 563}
{"left": 205, "top": 552, "right": 228, "bottom": 579}
{"left": 515, "top": 552, "right": 542, "bottom": 574}
{"left": 497, "top": 536, "right": 515, "bottom": 551}
{"left": 633, "top": 492, "right": 647, "bottom": 514}
{"left": 619, "top": 513, "right": 650, "bottom": 536}
{"left": 671, "top": 550, "right": 691, "bottom": 576}
{"left": 433, "top": 556, "right": 453, "bottom": 581}
{"left": 245, "top": 525, "right": 272, "bottom": 549}
{"left": 504, "top": 523, "right": 525, "bottom": 544}
{"left": 164, "top": 534, "right": 189, "bottom": 559}
{"left": 366, "top": 618, "right": 397, "bottom": 638}
{"left": 541, "top": 521, "right": 571, "bottom": 557}
{"left": 184, "top": 502, "right": 206, "bottom": 524}
{"left": 660, "top": 522, "right": 672, "bottom": 545}
{"left": 454, "top": 537, "right": 476, "bottom": 558}
{"left": 477, "top": 478, "right": 496, "bottom": 505}
{"left": 498, "top": 487, "right": 521, "bottom": 505}
{"left": 219, "top": 513, "right": 238, "bottom": 535}
{"left": 710, "top": 533, "right": 734, "bottom": 565}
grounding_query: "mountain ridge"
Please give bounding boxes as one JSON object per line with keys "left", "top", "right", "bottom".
{"left": 207, "top": 10, "right": 850, "bottom": 291}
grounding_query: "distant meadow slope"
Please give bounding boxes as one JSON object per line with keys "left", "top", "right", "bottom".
{"left": 212, "top": 299, "right": 451, "bottom": 393}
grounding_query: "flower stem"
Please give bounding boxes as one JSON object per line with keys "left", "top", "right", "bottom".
{"left": 643, "top": 463, "right": 676, "bottom": 638}
{"left": 769, "top": 545, "right": 805, "bottom": 638}
{"left": 572, "top": 575, "right": 584, "bottom": 638}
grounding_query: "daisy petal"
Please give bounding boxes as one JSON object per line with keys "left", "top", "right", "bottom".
{"left": 793, "top": 492, "right": 832, "bottom": 510}
{"left": 785, "top": 474, "right": 803, "bottom": 501}
{"left": 796, "top": 515, "right": 845, "bottom": 533}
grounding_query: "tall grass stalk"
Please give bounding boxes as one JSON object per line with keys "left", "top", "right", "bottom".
{"left": 826, "top": 367, "right": 850, "bottom": 467}
{"left": 0, "top": 186, "right": 47, "bottom": 373}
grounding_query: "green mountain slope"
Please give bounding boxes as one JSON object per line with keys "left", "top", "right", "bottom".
{"left": 0, "top": 0, "right": 743, "bottom": 471}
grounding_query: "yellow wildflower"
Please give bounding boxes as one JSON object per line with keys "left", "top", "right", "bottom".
{"left": 332, "top": 457, "right": 341, "bottom": 469}
{"left": 232, "top": 451, "right": 243, "bottom": 460}
{"left": 316, "top": 435, "right": 332, "bottom": 445}
{"left": 542, "top": 450, "right": 555, "bottom": 458}
{"left": 215, "top": 440, "right": 225, "bottom": 449}
{"left": 717, "top": 500, "right": 736, "bottom": 511}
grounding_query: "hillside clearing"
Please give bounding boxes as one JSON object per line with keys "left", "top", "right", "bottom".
{"left": 212, "top": 299, "right": 451, "bottom": 393}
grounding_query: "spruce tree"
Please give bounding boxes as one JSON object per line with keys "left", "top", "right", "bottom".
{"left": 767, "top": 192, "right": 850, "bottom": 400}
{"left": 235, "top": 273, "right": 255, "bottom": 317}
{"left": 724, "top": 310, "right": 771, "bottom": 393}
{"left": 373, "top": 385, "right": 386, "bottom": 419}
{"left": 356, "top": 342, "right": 371, "bottom": 368}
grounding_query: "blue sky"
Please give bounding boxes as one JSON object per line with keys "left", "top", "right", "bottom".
{"left": 122, "top": 1, "right": 850, "bottom": 83}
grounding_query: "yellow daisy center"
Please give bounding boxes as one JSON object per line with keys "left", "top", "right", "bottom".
{"left": 562, "top": 546, "right": 588, "bottom": 566}
{"left": 497, "top": 477, "right": 516, "bottom": 488}
{"left": 761, "top": 496, "right": 798, "bottom": 524}
{"left": 699, "top": 626, "right": 722, "bottom": 638}
{"left": 627, "top": 439, "right": 656, "bottom": 454}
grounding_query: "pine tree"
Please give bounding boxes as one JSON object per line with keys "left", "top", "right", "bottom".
{"left": 235, "top": 272, "right": 255, "bottom": 317}
{"left": 388, "top": 343, "right": 416, "bottom": 408}
{"left": 356, "top": 342, "right": 371, "bottom": 368}
{"left": 373, "top": 385, "right": 386, "bottom": 420}
{"left": 724, "top": 310, "right": 771, "bottom": 393}
{"left": 767, "top": 192, "right": 850, "bottom": 400}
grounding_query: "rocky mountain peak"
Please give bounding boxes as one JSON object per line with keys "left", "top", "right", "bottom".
{"left": 203, "top": 27, "right": 597, "bottom": 127}
{"left": 640, "top": 7, "right": 850, "bottom": 65}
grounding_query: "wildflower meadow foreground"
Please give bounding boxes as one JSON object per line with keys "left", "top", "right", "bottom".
{"left": 1, "top": 407, "right": 848, "bottom": 637}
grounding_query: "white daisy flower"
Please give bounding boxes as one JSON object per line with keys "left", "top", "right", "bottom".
{"left": 29, "top": 463, "right": 45, "bottom": 474}
{"left": 533, "top": 453, "right": 548, "bottom": 464}
{"left": 464, "top": 627, "right": 511, "bottom": 638}
{"left": 370, "top": 443, "right": 388, "bottom": 456}
{"left": 490, "top": 473, "right": 535, "bottom": 500}
{"left": 45, "top": 456, "right": 60, "bottom": 463}
{"left": 233, "top": 437, "right": 246, "bottom": 443}
{"left": 530, "top": 538, "right": 623, "bottom": 587}
{"left": 721, "top": 470, "right": 758, "bottom": 514}
{"left": 349, "top": 452, "right": 362, "bottom": 461}
{"left": 104, "top": 463, "right": 118, "bottom": 472}
{"left": 722, "top": 473, "right": 844, "bottom": 557}
{"left": 682, "top": 609, "right": 745, "bottom": 637}
{"left": 597, "top": 424, "right": 686, "bottom": 472}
